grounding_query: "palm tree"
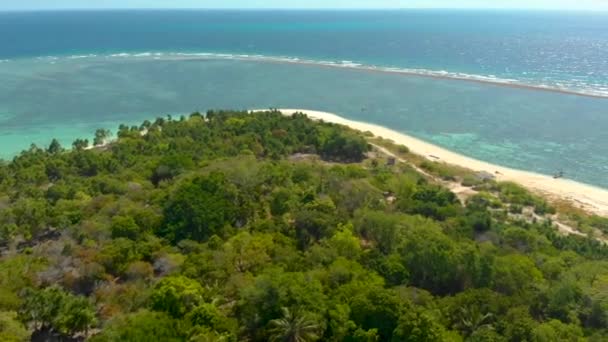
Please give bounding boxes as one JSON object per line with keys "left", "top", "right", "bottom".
{"left": 268, "top": 307, "right": 320, "bottom": 342}
{"left": 460, "top": 306, "right": 494, "bottom": 336}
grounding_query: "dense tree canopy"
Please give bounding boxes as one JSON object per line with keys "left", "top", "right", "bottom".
{"left": 161, "top": 172, "right": 241, "bottom": 243}
{"left": 0, "top": 110, "right": 606, "bottom": 341}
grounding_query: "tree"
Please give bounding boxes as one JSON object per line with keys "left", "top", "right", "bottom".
{"left": 19, "top": 286, "right": 96, "bottom": 337}
{"left": 459, "top": 306, "right": 494, "bottom": 337}
{"left": 54, "top": 295, "right": 97, "bottom": 336}
{"left": 47, "top": 139, "right": 63, "bottom": 154}
{"left": 318, "top": 129, "right": 369, "bottom": 162}
{"left": 346, "top": 287, "right": 404, "bottom": 340}
{"left": 93, "top": 128, "right": 112, "bottom": 146}
{"left": 0, "top": 311, "right": 30, "bottom": 342}
{"left": 403, "top": 184, "right": 461, "bottom": 221}
{"left": 72, "top": 138, "right": 89, "bottom": 150}
{"left": 501, "top": 307, "right": 536, "bottom": 342}
{"left": 69, "top": 149, "right": 105, "bottom": 176}
{"left": 117, "top": 124, "right": 131, "bottom": 138}
{"left": 151, "top": 153, "right": 194, "bottom": 186}
{"left": 221, "top": 232, "right": 274, "bottom": 273}
{"left": 502, "top": 227, "right": 543, "bottom": 253}
{"left": 90, "top": 310, "right": 183, "bottom": 342}
{"left": 544, "top": 281, "right": 583, "bottom": 323}
{"left": 391, "top": 310, "right": 447, "bottom": 342}
{"left": 398, "top": 224, "right": 472, "bottom": 294}
{"left": 354, "top": 210, "right": 410, "bottom": 254}
{"left": 140, "top": 119, "right": 152, "bottom": 130}
{"left": 469, "top": 328, "right": 506, "bottom": 342}
{"left": 466, "top": 210, "right": 493, "bottom": 233}
{"left": 270, "top": 188, "right": 292, "bottom": 216}
{"left": 11, "top": 197, "right": 49, "bottom": 239}
{"left": 268, "top": 307, "right": 320, "bottom": 342}
{"left": 19, "top": 286, "right": 65, "bottom": 331}
{"left": 110, "top": 215, "right": 141, "bottom": 240}
{"left": 186, "top": 303, "right": 236, "bottom": 335}
{"left": 532, "top": 319, "right": 585, "bottom": 342}
{"left": 162, "top": 172, "right": 240, "bottom": 242}
{"left": 492, "top": 255, "right": 544, "bottom": 296}
{"left": 326, "top": 223, "right": 362, "bottom": 260}
{"left": 237, "top": 269, "right": 327, "bottom": 337}
{"left": 150, "top": 276, "right": 205, "bottom": 318}
{"left": 97, "top": 238, "right": 141, "bottom": 275}
{"left": 294, "top": 197, "right": 339, "bottom": 249}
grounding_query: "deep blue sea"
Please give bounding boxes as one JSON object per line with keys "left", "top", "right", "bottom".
{"left": 0, "top": 10, "right": 607, "bottom": 187}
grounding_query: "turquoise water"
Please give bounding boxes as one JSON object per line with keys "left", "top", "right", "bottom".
{"left": 1, "top": 56, "right": 607, "bottom": 188}
{"left": 0, "top": 10, "right": 607, "bottom": 188}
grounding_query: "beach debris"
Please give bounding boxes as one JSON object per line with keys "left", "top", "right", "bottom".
{"left": 553, "top": 170, "right": 564, "bottom": 179}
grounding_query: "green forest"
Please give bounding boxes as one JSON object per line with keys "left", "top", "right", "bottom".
{"left": 1, "top": 110, "right": 608, "bottom": 341}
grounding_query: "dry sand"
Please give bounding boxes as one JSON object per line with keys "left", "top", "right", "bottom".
{"left": 271, "top": 109, "right": 608, "bottom": 217}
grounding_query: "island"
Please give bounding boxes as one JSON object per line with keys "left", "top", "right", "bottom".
{"left": 0, "top": 109, "right": 607, "bottom": 341}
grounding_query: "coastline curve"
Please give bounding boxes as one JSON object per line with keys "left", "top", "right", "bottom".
{"left": 264, "top": 108, "right": 608, "bottom": 217}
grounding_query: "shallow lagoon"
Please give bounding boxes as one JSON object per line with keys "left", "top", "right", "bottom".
{"left": 0, "top": 56, "right": 607, "bottom": 188}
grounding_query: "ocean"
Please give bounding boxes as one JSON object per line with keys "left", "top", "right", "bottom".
{"left": 0, "top": 10, "right": 607, "bottom": 187}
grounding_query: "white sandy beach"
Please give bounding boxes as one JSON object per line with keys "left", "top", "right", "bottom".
{"left": 273, "top": 109, "right": 608, "bottom": 217}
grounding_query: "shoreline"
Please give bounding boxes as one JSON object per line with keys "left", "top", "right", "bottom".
{"left": 271, "top": 109, "right": 608, "bottom": 217}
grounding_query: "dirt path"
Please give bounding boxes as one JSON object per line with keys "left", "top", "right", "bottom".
{"left": 371, "top": 143, "right": 476, "bottom": 203}
{"left": 370, "top": 143, "right": 592, "bottom": 240}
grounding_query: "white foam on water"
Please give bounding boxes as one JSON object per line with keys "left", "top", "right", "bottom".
{"left": 68, "top": 54, "right": 98, "bottom": 59}
{"left": 11, "top": 51, "right": 608, "bottom": 98}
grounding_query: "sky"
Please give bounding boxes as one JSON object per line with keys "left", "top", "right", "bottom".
{"left": 1, "top": 0, "right": 608, "bottom": 11}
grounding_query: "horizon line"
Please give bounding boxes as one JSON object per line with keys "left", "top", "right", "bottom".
{"left": 1, "top": 7, "right": 608, "bottom": 13}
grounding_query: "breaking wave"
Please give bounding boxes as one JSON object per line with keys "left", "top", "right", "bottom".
{"left": 10, "top": 51, "right": 608, "bottom": 98}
